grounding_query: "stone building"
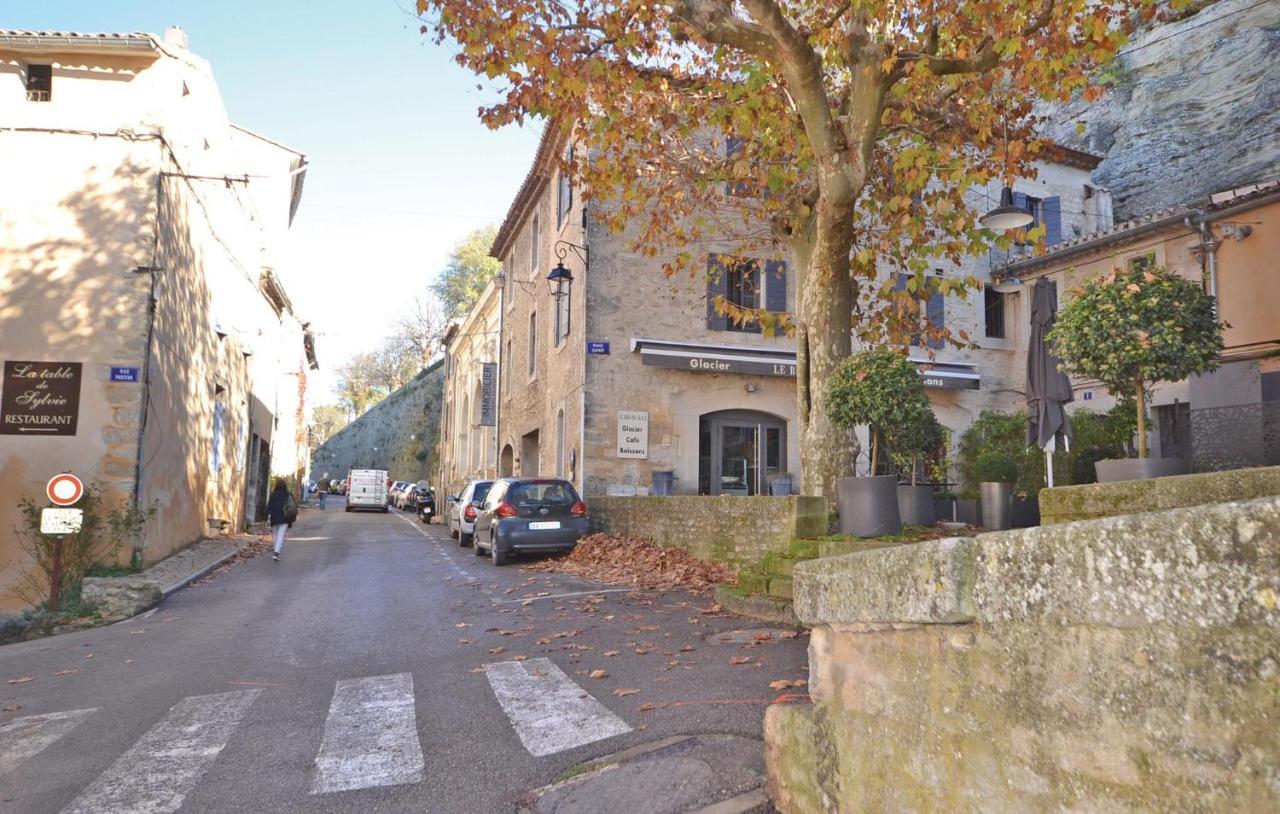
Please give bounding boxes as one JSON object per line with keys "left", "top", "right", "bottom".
{"left": 996, "top": 178, "right": 1280, "bottom": 470}
{"left": 436, "top": 282, "right": 501, "bottom": 497}
{"left": 443, "top": 127, "right": 1107, "bottom": 497}
{"left": 0, "top": 29, "right": 314, "bottom": 610}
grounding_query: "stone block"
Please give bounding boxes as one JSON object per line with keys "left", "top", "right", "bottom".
{"left": 81, "top": 575, "right": 161, "bottom": 620}
{"left": 736, "top": 568, "right": 769, "bottom": 595}
{"left": 100, "top": 427, "right": 140, "bottom": 446}
{"left": 767, "top": 577, "right": 794, "bottom": 600}
{"left": 1039, "top": 465, "right": 1280, "bottom": 524}
{"left": 794, "top": 537, "right": 977, "bottom": 627}
{"left": 817, "top": 538, "right": 902, "bottom": 558}
{"left": 764, "top": 704, "right": 827, "bottom": 814}
{"left": 103, "top": 383, "right": 140, "bottom": 405}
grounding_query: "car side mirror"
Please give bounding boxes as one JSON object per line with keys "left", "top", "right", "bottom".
{"left": 447, "top": 496, "right": 458, "bottom": 502}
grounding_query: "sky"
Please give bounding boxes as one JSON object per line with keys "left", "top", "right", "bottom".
{"left": 10, "top": 0, "right": 543, "bottom": 400}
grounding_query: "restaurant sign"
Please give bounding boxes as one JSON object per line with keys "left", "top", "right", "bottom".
{"left": 1, "top": 361, "right": 83, "bottom": 436}
{"left": 617, "top": 411, "right": 649, "bottom": 459}
{"left": 639, "top": 351, "right": 796, "bottom": 378}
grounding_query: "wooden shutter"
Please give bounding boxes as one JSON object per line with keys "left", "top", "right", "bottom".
{"left": 926, "top": 287, "right": 945, "bottom": 349}
{"left": 707, "top": 254, "right": 728, "bottom": 330}
{"left": 1043, "top": 196, "right": 1062, "bottom": 246}
{"left": 765, "top": 260, "right": 788, "bottom": 312}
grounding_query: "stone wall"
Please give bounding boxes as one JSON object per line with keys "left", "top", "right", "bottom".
{"left": 766, "top": 495, "right": 1280, "bottom": 812}
{"left": 310, "top": 362, "right": 444, "bottom": 483}
{"left": 1039, "top": 464, "right": 1280, "bottom": 524}
{"left": 587, "top": 495, "right": 827, "bottom": 567}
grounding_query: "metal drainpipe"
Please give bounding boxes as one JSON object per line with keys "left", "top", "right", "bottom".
{"left": 132, "top": 171, "right": 165, "bottom": 506}
{"left": 495, "top": 277, "right": 506, "bottom": 479}
{"left": 1186, "top": 211, "right": 1220, "bottom": 307}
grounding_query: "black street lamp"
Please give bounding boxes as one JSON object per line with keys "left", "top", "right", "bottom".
{"left": 980, "top": 186, "right": 1034, "bottom": 230}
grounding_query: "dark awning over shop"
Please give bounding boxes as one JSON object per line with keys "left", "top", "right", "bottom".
{"left": 631, "top": 338, "right": 797, "bottom": 377}
{"left": 630, "top": 338, "right": 980, "bottom": 390}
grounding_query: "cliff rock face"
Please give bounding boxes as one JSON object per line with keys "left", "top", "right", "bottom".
{"left": 1046, "top": 0, "right": 1280, "bottom": 219}
{"left": 310, "top": 362, "right": 443, "bottom": 484}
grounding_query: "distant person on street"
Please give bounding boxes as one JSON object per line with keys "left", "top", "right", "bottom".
{"left": 267, "top": 478, "right": 297, "bottom": 562}
{"left": 317, "top": 474, "right": 331, "bottom": 510}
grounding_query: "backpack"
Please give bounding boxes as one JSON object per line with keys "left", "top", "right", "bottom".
{"left": 283, "top": 493, "right": 299, "bottom": 524}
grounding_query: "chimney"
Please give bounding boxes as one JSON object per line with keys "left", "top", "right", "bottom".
{"left": 163, "top": 26, "right": 188, "bottom": 49}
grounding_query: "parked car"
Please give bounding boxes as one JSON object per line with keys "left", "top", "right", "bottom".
{"left": 389, "top": 481, "right": 411, "bottom": 509}
{"left": 473, "top": 478, "right": 588, "bottom": 566}
{"left": 415, "top": 486, "right": 436, "bottom": 524}
{"left": 447, "top": 480, "right": 494, "bottom": 547}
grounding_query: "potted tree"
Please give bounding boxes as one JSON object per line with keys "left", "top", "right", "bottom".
{"left": 890, "top": 410, "right": 944, "bottom": 527}
{"left": 828, "top": 349, "right": 932, "bottom": 536}
{"left": 1049, "top": 266, "right": 1223, "bottom": 482}
{"left": 974, "top": 450, "right": 1019, "bottom": 531}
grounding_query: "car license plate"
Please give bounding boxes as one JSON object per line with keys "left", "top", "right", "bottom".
{"left": 528, "top": 521, "right": 561, "bottom": 530}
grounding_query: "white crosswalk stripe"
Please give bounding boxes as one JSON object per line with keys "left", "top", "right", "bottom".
{"left": 311, "top": 672, "right": 425, "bottom": 794}
{"left": 485, "top": 658, "right": 632, "bottom": 757}
{"left": 60, "top": 689, "right": 259, "bottom": 814}
{"left": 0, "top": 708, "right": 97, "bottom": 776}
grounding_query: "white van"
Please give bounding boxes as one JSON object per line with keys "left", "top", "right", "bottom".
{"left": 345, "top": 469, "right": 389, "bottom": 513}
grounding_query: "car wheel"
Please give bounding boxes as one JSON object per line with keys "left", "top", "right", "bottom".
{"left": 490, "top": 533, "right": 508, "bottom": 566}
{"left": 344, "top": 506, "right": 351, "bottom": 513}
{"left": 459, "top": 531, "right": 473, "bottom": 548}
{"left": 473, "top": 532, "right": 486, "bottom": 556}
{"left": 382, "top": 506, "right": 390, "bottom": 513}
{"left": 450, "top": 525, "right": 458, "bottom": 539}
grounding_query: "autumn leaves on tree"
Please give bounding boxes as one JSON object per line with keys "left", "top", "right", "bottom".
{"left": 420, "top": 0, "right": 1151, "bottom": 495}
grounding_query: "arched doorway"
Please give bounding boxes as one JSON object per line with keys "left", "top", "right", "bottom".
{"left": 499, "top": 444, "right": 514, "bottom": 477}
{"left": 698, "top": 409, "right": 787, "bottom": 496}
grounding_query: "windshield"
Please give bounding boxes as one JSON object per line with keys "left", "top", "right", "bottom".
{"left": 507, "top": 481, "right": 578, "bottom": 507}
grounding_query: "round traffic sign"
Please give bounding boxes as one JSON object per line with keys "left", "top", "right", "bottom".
{"left": 47, "top": 474, "right": 84, "bottom": 506}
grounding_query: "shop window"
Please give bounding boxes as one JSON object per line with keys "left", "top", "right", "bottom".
{"left": 984, "top": 285, "right": 1006, "bottom": 339}
{"left": 26, "top": 64, "right": 52, "bottom": 102}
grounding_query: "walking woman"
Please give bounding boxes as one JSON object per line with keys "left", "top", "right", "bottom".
{"left": 266, "top": 478, "right": 297, "bottom": 562}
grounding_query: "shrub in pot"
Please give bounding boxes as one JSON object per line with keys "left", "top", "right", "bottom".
{"left": 828, "top": 349, "right": 932, "bottom": 536}
{"left": 1048, "top": 266, "right": 1222, "bottom": 482}
{"left": 974, "top": 450, "right": 1017, "bottom": 530}
{"left": 890, "top": 410, "right": 944, "bottom": 526}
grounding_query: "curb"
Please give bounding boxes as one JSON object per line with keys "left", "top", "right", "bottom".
{"left": 159, "top": 545, "right": 246, "bottom": 598}
{"left": 715, "top": 585, "right": 802, "bottom": 627}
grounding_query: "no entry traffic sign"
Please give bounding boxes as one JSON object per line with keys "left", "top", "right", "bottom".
{"left": 47, "top": 473, "right": 84, "bottom": 506}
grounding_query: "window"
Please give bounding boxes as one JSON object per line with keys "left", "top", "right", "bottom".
{"left": 893, "top": 273, "right": 945, "bottom": 349}
{"left": 555, "top": 409, "right": 566, "bottom": 476}
{"left": 553, "top": 285, "right": 571, "bottom": 346}
{"left": 210, "top": 398, "right": 226, "bottom": 474}
{"left": 725, "top": 258, "right": 761, "bottom": 333}
{"left": 984, "top": 285, "right": 1006, "bottom": 339}
{"left": 1128, "top": 252, "right": 1156, "bottom": 273}
{"left": 26, "top": 64, "right": 52, "bottom": 102}
{"left": 527, "top": 311, "right": 537, "bottom": 377}
{"left": 1012, "top": 192, "right": 1062, "bottom": 246}
{"left": 557, "top": 146, "right": 573, "bottom": 228}
{"left": 707, "top": 254, "right": 787, "bottom": 332}
{"left": 530, "top": 214, "right": 540, "bottom": 275}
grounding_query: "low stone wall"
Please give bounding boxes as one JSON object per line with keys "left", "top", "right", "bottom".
{"left": 587, "top": 495, "right": 827, "bottom": 568}
{"left": 1039, "top": 463, "right": 1280, "bottom": 524}
{"left": 766, "top": 495, "right": 1280, "bottom": 812}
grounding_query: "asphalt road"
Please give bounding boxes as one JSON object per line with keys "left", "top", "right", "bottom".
{"left": 0, "top": 498, "right": 808, "bottom": 813}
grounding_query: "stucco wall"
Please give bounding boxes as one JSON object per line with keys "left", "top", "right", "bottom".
{"left": 438, "top": 284, "right": 500, "bottom": 499}
{"left": 767, "top": 495, "right": 1280, "bottom": 812}
{"left": 587, "top": 495, "right": 827, "bottom": 568}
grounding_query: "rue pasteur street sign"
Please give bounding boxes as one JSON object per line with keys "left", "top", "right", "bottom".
{"left": 1, "top": 361, "right": 83, "bottom": 436}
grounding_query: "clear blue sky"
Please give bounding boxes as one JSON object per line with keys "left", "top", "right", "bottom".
{"left": 10, "top": 0, "right": 543, "bottom": 399}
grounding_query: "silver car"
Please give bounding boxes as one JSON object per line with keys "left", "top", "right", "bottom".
{"left": 448, "top": 480, "right": 493, "bottom": 547}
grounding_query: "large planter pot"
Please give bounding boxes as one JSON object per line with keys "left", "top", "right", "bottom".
{"left": 980, "top": 481, "right": 1013, "bottom": 531}
{"left": 1011, "top": 498, "right": 1040, "bottom": 529}
{"left": 837, "top": 476, "right": 902, "bottom": 537}
{"left": 1094, "top": 457, "right": 1190, "bottom": 483}
{"left": 897, "top": 485, "right": 936, "bottom": 527}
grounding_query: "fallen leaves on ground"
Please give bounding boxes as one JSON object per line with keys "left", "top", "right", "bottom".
{"left": 2, "top": 703, "right": 21, "bottom": 712}
{"left": 52, "top": 669, "right": 79, "bottom": 677}
{"left": 589, "top": 669, "right": 608, "bottom": 679}
{"left": 521, "top": 534, "right": 732, "bottom": 593}
{"left": 613, "top": 688, "right": 640, "bottom": 697}
{"left": 603, "top": 650, "right": 620, "bottom": 657}
{"left": 7, "top": 676, "right": 35, "bottom": 685}
{"left": 729, "top": 656, "right": 752, "bottom": 665}
{"left": 769, "top": 678, "right": 808, "bottom": 690}
{"left": 488, "top": 646, "right": 506, "bottom": 655}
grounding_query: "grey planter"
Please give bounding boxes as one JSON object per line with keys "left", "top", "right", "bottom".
{"left": 1011, "top": 498, "right": 1040, "bottom": 528}
{"left": 837, "top": 476, "right": 902, "bottom": 537}
{"left": 897, "top": 485, "right": 936, "bottom": 527}
{"left": 1094, "top": 457, "right": 1189, "bottom": 483}
{"left": 651, "top": 470, "right": 675, "bottom": 496}
{"left": 769, "top": 474, "right": 794, "bottom": 496}
{"left": 980, "top": 481, "right": 1013, "bottom": 531}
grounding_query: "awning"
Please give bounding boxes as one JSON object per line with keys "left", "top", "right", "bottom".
{"left": 630, "top": 338, "right": 980, "bottom": 390}
{"left": 631, "top": 338, "right": 796, "bottom": 377}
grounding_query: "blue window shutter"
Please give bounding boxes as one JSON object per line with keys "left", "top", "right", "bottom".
{"left": 707, "top": 254, "right": 728, "bottom": 330}
{"left": 893, "top": 272, "right": 907, "bottom": 291}
{"left": 765, "top": 260, "right": 787, "bottom": 312}
{"left": 1043, "top": 196, "right": 1062, "bottom": 245}
{"left": 1013, "top": 191, "right": 1029, "bottom": 212}
{"left": 926, "top": 288, "right": 945, "bottom": 349}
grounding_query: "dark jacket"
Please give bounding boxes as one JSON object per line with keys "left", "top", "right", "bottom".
{"left": 267, "top": 487, "right": 292, "bottom": 526}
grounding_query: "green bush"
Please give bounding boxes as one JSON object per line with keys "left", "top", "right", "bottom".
{"left": 974, "top": 450, "right": 1019, "bottom": 484}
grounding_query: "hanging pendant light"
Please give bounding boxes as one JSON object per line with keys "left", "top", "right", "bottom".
{"left": 981, "top": 186, "right": 1034, "bottom": 230}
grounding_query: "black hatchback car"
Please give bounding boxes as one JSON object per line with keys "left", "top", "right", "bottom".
{"left": 473, "top": 478, "right": 588, "bottom": 565}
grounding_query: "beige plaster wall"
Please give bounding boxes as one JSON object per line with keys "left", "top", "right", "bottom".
{"left": 438, "top": 283, "right": 501, "bottom": 498}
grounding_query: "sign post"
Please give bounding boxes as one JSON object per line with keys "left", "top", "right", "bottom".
{"left": 40, "top": 474, "right": 84, "bottom": 611}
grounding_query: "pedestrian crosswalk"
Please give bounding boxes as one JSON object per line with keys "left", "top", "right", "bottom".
{"left": 0, "top": 662, "right": 632, "bottom": 808}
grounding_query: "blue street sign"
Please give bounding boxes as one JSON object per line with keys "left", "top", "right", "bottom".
{"left": 587, "top": 341, "right": 610, "bottom": 355}
{"left": 110, "top": 366, "right": 140, "bottom": 383}
{"left": 1083, "top": 391, "right": 1093, "bottom": 401}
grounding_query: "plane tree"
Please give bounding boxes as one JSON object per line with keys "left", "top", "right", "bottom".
{"left": 419, "top": 0, "right": 1151, "bottom": 496}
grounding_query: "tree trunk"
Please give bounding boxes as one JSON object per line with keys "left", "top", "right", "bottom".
{"left": 795, "top": 203, "right": 857, "bottom": 498}
{"left": 1135, "top": 380, "right": 1148, "bottom": 459}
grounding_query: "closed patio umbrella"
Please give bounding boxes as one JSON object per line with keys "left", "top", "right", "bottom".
{"left": 1026, "top": 277, "right": 1073, "bottom": 487}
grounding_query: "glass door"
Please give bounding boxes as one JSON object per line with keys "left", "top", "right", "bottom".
{"left": 719, "top": 424, "right": 758, "bottom": 496}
